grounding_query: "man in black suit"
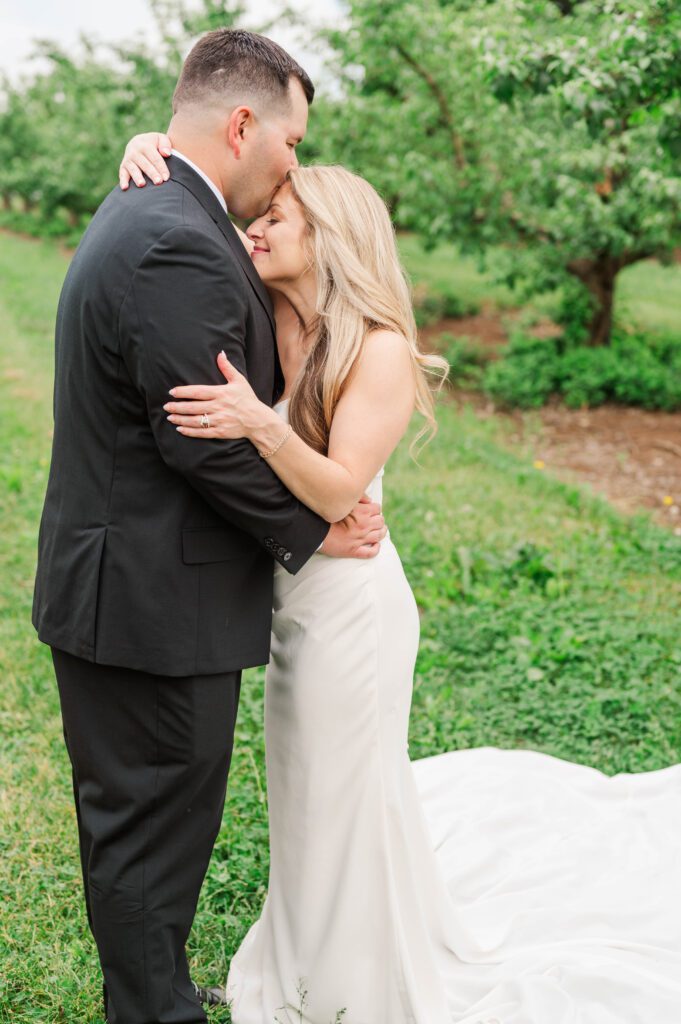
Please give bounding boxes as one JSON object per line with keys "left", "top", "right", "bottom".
{"left": 33, "top": 29, "right": 385, "bottom": 1024}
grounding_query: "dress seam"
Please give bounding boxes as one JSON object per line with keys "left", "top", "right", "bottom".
{"left": 366, "top": 553, "right": 417, "bottom": 1022}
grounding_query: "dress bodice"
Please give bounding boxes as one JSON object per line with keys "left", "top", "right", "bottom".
{"left": 273, "top": 398, "right": 384, "bottom": 504}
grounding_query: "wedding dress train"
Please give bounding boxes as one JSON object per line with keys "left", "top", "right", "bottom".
{"left": 225, "top": 399, "right": 681, "bottom": 1023}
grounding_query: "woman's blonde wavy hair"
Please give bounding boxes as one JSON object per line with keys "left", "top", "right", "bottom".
{"left": 283, "top": 165, "right": 449, "bottom": 455}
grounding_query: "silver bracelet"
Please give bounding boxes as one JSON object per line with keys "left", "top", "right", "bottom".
{"left": 258, "top": 423, "right": 293, "bottom": 459}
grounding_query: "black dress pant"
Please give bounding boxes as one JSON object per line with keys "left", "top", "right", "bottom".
{"left": 52, "top": 648, "right": 241, "bottom": 1024}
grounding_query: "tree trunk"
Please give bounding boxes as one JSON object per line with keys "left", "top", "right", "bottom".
{"left": 567, "top": 255, "right": 617, "bottom": 347}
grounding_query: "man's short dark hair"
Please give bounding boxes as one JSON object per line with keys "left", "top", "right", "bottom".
{"left": 173, "top": 28, "right": 314, "bottom": 114}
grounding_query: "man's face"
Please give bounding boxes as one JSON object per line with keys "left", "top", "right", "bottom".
{"left": 228, "top": 77, "right": 309, "bottom": 220}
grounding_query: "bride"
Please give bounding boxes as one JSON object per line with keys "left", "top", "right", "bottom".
{"left": 120, "top": 139, "right": 681, "bottom": 1023}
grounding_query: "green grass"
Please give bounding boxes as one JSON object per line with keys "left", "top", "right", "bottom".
{"left": 1, "top": 231, "right": 680, "bottom": 1022}
{"left": 617, "top": 258, "right": 681, "bottom": 333}
{"left": 398, "top": 233, "right": 681, "bottom": 333}
{"left": 398, "top": 235, "right": 518, "bottom": 310}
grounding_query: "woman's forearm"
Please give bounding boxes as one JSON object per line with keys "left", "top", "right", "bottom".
{"left": 246, "top": 406, "right": 364, "bottom": 522}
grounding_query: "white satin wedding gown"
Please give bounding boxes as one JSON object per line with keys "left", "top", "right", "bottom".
{"left": 225, "top": 399, "right": 681, "bottom": 1024}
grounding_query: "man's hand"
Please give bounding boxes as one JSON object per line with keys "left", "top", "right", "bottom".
{"left": 320, "top": 495, "right": 387, "bottom": 559}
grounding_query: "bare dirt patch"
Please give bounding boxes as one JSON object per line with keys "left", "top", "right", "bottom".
{"left": 424, "top": 309, "right": 681, "bottom": 532}
{"left": 420, "top": 303, "right": 510, "bottom": 353}
{"left": 419, "top": 302, "right": 562, "bottom": 355}
{"left": 517, "top": 403, "right": 681, "bottom": 531}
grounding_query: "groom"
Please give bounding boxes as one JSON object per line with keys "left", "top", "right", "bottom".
{"left": 33, "top": 28, "right": 385, "bottom": 1024}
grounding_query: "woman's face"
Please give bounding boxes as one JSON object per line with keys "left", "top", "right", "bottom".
{"left": 246, "top": 183, "right": 311, "bottom": 286}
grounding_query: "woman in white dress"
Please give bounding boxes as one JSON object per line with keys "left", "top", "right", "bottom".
{"left": 121, "top": 143, "right": 681, "bottom": 1024}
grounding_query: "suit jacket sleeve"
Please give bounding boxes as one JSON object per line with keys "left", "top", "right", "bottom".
{"left": 119, "top": 224, "right": 329, "bottom": 573}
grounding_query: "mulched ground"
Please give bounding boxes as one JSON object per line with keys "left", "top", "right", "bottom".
{"left": 502, "top": 401, "right": 681, "bottom": 532}
{"left": 420, "top": 302, "right": 563, "bottom": 355}
{"left": 423, "top": 310, "right": 681, "bottom": 533}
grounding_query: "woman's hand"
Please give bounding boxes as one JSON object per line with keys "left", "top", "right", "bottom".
{"left": 164, "top": 351, "right": 274, "bottom": 440}
{"left": 119, "top": 132, "right": 173, "bottom": 190}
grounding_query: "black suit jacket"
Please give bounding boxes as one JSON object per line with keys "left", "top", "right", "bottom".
{"left": 32, "top": 157, "right": 329, "bottom": 676}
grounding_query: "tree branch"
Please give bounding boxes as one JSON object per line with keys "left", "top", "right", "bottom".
{"left": 567, "top": 249, "right": 656, "bottom": 280}
{"left": 566, "top": 256, "right": 598, "bottom": 280}
{"left": 618, "top": 249, "right": 656, "bottom": 269}
{"left": 548, "top": 0, "right": 584, "bottom": 15}
{"left": 393, "top": 42, "right": 467, "bottom": 170}
{"left": 498, "top": 191, "right": 556, "bottom": 244}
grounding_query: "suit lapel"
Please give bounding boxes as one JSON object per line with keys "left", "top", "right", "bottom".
{"left": 213, "top": 214, "right": 276, "bottom": 335}
{"left": 167, "top": 156, "right": 276, "bottom": 336}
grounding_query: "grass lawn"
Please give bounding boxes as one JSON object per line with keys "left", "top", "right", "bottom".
{"left": 1, "top": 231, "right": 680, "bottom": 1023}
{"left": 397, "top": 235, "right": 518, "bottom": 310}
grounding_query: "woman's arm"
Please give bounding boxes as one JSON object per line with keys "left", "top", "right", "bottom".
{"left": 165, "top": 330, "right": 416, "bottom": 522}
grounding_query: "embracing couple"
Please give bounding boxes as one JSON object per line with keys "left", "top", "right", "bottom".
{"left": 33, "top": 25, "right": 449, "bottom": 1024}
{"left": 33, "top": 25, "right": 681, "bottom": 1024}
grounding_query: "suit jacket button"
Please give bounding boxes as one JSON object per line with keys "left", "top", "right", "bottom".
{"left": 283, "top": 552, "right": 292, "bottom": 562}
{"left": 277, "top": 545, "right": 286, "bottom": 557}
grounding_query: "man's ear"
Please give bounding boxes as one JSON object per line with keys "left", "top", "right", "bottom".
{"left": 227, "top": 106, "right": 252, "bottom": 159}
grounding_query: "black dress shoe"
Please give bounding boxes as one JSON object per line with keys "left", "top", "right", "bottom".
{"left": 193, "top": 981, "right": 231, "bottom": 1007}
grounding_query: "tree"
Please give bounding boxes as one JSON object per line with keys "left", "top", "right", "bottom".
{"left": 309, "top": 0, "right": 681, "bottom": 346}
{"left": 0, "top": 1, "right": 244, "bottom": 235}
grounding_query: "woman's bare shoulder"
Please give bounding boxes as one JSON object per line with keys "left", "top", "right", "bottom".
{"left": 340, "top": 328, "right": 415, "bottom": 410}
{"left": 363, "top": 326, "right": 411, "bottom": 354}
{"left": 357, "top": 328, "right": 413, "bottom": 380}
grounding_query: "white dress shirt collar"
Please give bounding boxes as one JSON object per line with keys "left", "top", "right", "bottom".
{"left": 171, "top": 149, "right": 228, "bottom": 214}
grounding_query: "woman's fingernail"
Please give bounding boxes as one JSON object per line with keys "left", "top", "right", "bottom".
{"left": 220, "top": 350, "right": 226, "bottom": 358}
{"left": 168, "top": 389, "right": 175, "bottom": 396}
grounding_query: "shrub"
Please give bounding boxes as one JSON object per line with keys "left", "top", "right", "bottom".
{"left": 413, "top": 286, "right": 480, "bottom": 327}
{"left": 482, "top": 329, "right": 681, "bottom": 411}
{"left": 554, "top": 277, "right": 594, "bottom": 347}
{"left": 440, "top": 289, "right": 479, "bottom": 319}
{"left": 482, "top": 333, "right": 561, "bottom": 408}
{"left": 560, "top": 346, "right": 620, "bottom": 408}
{"left": 414, "top": 291, "right": 446, "bottom": 327}
{"left": 610, "top": 335, "right": 681, "bottom": 410}
{"left": 440, "top": 334, "right": 486, "bottom": 387}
